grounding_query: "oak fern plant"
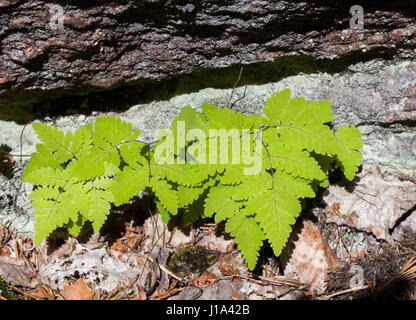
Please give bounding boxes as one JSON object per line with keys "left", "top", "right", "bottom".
{"left": 22, "top": 89, "right": 362, "bottom": 270}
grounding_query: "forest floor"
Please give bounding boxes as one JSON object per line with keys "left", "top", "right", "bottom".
{"left": 1, "top": 192, "right": 415, "bottom": 301}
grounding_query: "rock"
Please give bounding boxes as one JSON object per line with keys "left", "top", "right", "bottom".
{"left": 279, "top": 289, "right": 308, "bottom": 300}
{"left": 0, "top": 3, "right": 414, "bottom": 283}
{"left": 143, "top": 213, "right": 193, "bottom": 248}
{"left": 197, "top": 279, "right": 242, "bottom": 300}
{"left": 1, "top": 1, "right": 416, "bottom": 122}
{"left": 322, "top": 163, "right": 416, "bottom": 241}
{"left": 167, "top": 286, "right": 202, "bottom": 300}
{"left": 196, "top": 232, "right": 235, "bottom": 253}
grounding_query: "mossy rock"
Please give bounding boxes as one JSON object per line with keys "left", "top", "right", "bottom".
{"left": 167, "top": 245, "right": 219, "bottom": 280}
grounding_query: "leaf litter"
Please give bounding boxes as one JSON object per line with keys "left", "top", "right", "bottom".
{"left": 0, "top": 164, "right": 415, "bottom": 300}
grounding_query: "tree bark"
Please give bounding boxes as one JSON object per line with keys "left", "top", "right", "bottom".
{"left": 0, "top": 1, "right": 415, "bottom": 120}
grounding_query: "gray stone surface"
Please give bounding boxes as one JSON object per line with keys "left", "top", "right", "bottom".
{"left": 0, "top": 57, "right": 415, "bottom": 242}
{"left": 2, "top": 58, "right": 413, "bottom": 176}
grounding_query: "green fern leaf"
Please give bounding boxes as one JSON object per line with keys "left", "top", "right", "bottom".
{"left": 335, "top": 126, "right": 363, "bottom": 180}
{"left": 202, "top": 103, "right": 244, "bottom": 130}
{"left": 261, "top": 88, "right": 291, "bottom": 126}
{"left": 94, "top": 116, "right": 140, "bottom": 145}
{"left": 23, "top": 91, "right": 362, "bottom": 271}
{"left": 70, "top": 124, "right": 93, "bottom": 158}
{"left": 156, "top": 200, "right": 171, "bottom": 224}
{"left": 177, "top": 185, "right": 205, "bottom": 207}
{"left": 111, "top": 165, "right": 149, "bottom": 206}
{"left": 308, "top": 99, "right": 333, "bottom": 123}
{"left": 31, "top": 200, "right": 67, "bottom": 245}
{"left": 263, "top": 134, "right": 326, "bottom": 180}
{"left": 246, "top": 188, "right": 301, "bottom": 257}
{"left": 23, "top": 167, "right": 69, "bottom": 187}
{"left": 151, "top": 178, "right": 178, "bottom": 215}
{"left": 21, "top": 144, "right": 60, "bottom": 180}
{"left": 32, "top": 122, "right": 74, "bottom": 164}
{"left": 225, "top": 214, "right": 265, "bottom": 270}
{"left": 261, "top": 91, "right": 341, "bottom": 155}
{"left": 204, "top": 185, "right": 241, "bottom": 221}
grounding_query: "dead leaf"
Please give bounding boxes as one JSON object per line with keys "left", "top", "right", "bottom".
{"left": 218, "top": 263, "right": 239, "bottom": 276}
{"left": 283, "top": 220, "right": 340, "bottom": 296}
{"left": 0, "top": 246, "right": 11, "bottom": 256}
{"left": 61, "top": 279, "right": 95, "bottom": 300}
{"left": 0, "top": 224, "right": 11, "bottom": 245}
{"left": 0, "top": 256, "right": 38, "bottom": 288}
{"left": 109, "top": 240, "right": 128, "bottom": 253}
{"left": 188, "top": 271, "right": 218, "bottom": 288}
{"left": 26, "top": 285, "right": 56, "bottom": 300}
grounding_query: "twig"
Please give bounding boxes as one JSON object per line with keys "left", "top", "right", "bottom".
{"left": 231, "top": 274, "right": 301, "bottom": 287}
{"left": 105, "top": 284, "right": 131, "bottom": 300}
{"left": 258, "top": 275, "right": 302, "bottom": 287}
{"left": 227, "top": 66, "right": 244, "bottom": 109}
{"left": 20, "top": 122, "right": 30, "bottom": 164}
{"left": 338, "top": 227, "right": 351, "bottom": 258}
{"left": 140, "top": 254, "right": 185, "bottom": 283}
{"left": 150, "top": 287, "right": 184, "bottom": 300}
{"left": 230, "top": 85, "right": 248, "bottom": 109}
{"left": 0, "top": 150, "right": 30, "bottom": 157}
{"left": 320, "top": 285, "right": 369, "bottom": 300}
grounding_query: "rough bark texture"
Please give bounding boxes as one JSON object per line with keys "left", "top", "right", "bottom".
{"left": 1, "top": 1, "right": 416, "bottom": 121}
{"left": 0, "top": 1, "right": 415, "bottom": 243}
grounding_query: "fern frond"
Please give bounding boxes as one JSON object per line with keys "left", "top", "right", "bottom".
{"left": 23, "top": 167, "right": 69, "bottom": 187}
{"left": 94, "top": 115, "right": 141, "bottom": 145}
{"left": 261, "top": 91, "right": 341, "bottom": 155}
{"left": 263, "top": 136, "right": 326, "bottom": 180}
{"left": 150, "top": 178, "right": 178, "bottom": 215}
{"left": 246, "top": 188, "right": 301, "bottom": 257}
{"left": 86, "top": 185, "right": 113, "bottom": 233}
{"left": 308, "top": 99, "right": 333, "bottom": 123}
{"left": 29, "top": 186, "right": 60, "bottom": 201}
{"left": 177, "top": 185, "right": 205, "bottom": 207}
{"left": 23, "top": 90, "right": 363, "bottom": 271}
{"left": 232, "top": 172, "right": 271, "bottom": 201}
{"left": 204, "top": 185, "right": 241, "bottom": 221}
{"left": 151, "top": 163, "right": 207, "bottom": 186}
{"left": 32, "top": 122, "right": 75, "bottom": 163}
{"left": 335, "top": 126, "right": 363, "bottom": 180}
{"left": 21, "top": 144, "right": 60, "bottom": 180}
{"left": 202, "top": 103, "right": 244, "bottom": 130}
{"left": 70, "top": 124, "right": 93, "bottom": 159}
{"left": 31, "top": 200, "right": 67, "bottom": 245}
{"left": 225, "top": 214, "right": 265, "bottom": 270}
{"left": 261, "top": 89, "right": 291, "bottom": 126}
{"left": 110, "top": 165, "right": 149, "bottom": 206}
{"left": 156, "top": 200, "right": 171, "bottom": 224}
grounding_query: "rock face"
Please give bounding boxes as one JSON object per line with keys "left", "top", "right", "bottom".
{"left": 1, "top": 1, "right": 416, "bottom": 121}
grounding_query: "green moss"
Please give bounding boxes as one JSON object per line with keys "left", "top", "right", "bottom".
{"left": 0, "top": 276, "right": 18, "bottom": 300}
{"left": 0, "top": 144, "right": 14, "bottom": 179}
{"left": 167, "top": 245, "right": 219, "bottom": 280}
